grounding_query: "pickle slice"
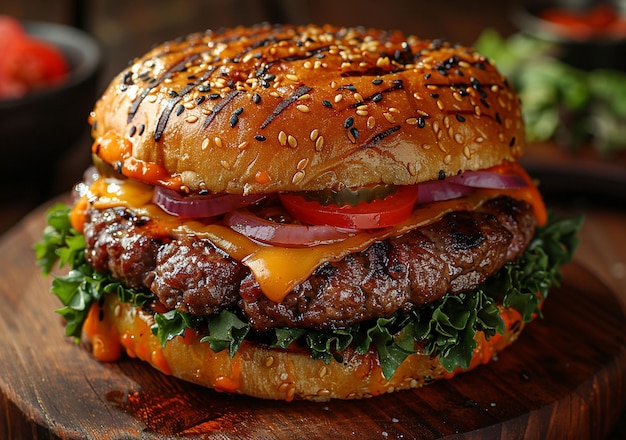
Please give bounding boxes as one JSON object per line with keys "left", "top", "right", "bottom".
{"left": 297, "top": 184, "right": 397, "bottom": 207}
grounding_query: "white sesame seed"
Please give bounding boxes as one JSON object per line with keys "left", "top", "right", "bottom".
{"left": 265, "top": 356, "right": 274, "bottom": 367}
{"left": 201, "top": 138, "right": 209, "bottom": 150}
{"left": 220, "top": 160, "right": 231, "bottom": 170}
{"left": 354, "top": 92, "right": 364, "bottom": 102}
{"left": 286, "top": 73, "right": 300, "bottom": 82}
{"left": 444, "top": 154, "right": 452, "bottom": 164}
{"left": 292, "top": 169, "right": 305, "bottom": 184}
{"left": 297, "top": 158, "right": 309, "bottom": 170}
{"left": 288, "top": 135, "right": 298, "bottom": 148}
{"left": 278, "top": 131, "right": 287, "bottom": 146}
{"left": 185, "top": 115, "right": 198, "bottom": 123}
{"left": 315, "top": 135, "right": 324, "bottom": 151}
{"left": 406, "top": 117, "right": 418, "bottom": 125}
{"left": 334, "top": 94, "right": 343, "bottom": 103}
{"left": 238, "top": 141, "right": 248, "bottom": 150}
{"left": 296, "top": 104, "right": 310, "bottom": 113}
{"left": 436, "top": 100, "right": 444, "bottom": 110}
{"left": 367, "top": 116, "right": 376, "bottom": 129}
{"left": 356, "top": 109, "right": 368, "bottom": 116}
{"left": 310, "top": 128, "right": 319, "bottom": 142}
{"left": 383, "top": 112, "right": 396, "bottom": 123}
{"left": 319, "top": 366, "right": 328, "bottom": 378}
{"left": 463, "top": 145, "right": 471, "bottom": 158}
{"left": 214, "top": 137, "right": 223, "bottom": 148}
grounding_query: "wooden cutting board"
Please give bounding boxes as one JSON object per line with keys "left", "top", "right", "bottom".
{"left": 0, "top": 203, "right": 624, "bottom": 440}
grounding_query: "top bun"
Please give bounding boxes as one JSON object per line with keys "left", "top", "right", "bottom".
{"left": 90, "top": 24, "right": 525, "bottom": 195}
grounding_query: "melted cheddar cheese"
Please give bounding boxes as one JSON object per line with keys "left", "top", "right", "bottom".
{"left": 72, "top": 168, "right": 546, "bottom": 303}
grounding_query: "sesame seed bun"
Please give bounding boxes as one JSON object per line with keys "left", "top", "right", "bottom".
{"left": 93, "top": 295, "right": 526, "bottom": 401}
{"left": 89, "top": 24, "right": 525, "bottom": 195}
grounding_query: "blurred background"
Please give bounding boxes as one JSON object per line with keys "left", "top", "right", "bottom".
{"left": 0, "top": 0, "right": 519, "bottom": 234}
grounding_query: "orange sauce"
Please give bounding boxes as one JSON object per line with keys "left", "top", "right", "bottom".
{"left": 83, "top": 303, "right": 122, "bottom": 362}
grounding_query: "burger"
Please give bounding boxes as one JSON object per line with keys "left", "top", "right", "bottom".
{"left": 36, "top": 24, "right": 581, "bottom": 401}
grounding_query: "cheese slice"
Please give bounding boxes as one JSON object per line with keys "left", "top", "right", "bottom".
{"left": 75, "top": 176, "right": 546, "bottom": 303}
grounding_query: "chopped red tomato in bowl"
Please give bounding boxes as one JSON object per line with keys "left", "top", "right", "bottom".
{"left": 0, "top": 15, "right": 68, "bottom": 99}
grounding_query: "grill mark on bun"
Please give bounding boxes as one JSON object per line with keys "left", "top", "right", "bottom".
{"left": 202, "top": 90, "right": 242, "bottom": 129}
{"left": 128, "top": 53, "right": 202, "bottom": 123}
{"left": 360, "top": 125, "right": 401, "bottom": 149}
{"left": 260, "top": 85, "right": 313, "bottom": 130}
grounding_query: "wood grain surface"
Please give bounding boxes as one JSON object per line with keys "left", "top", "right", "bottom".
{"left": 0, "top": 202, "right": 625, "bottom": 440}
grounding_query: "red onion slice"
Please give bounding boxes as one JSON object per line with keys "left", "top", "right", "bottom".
{"left": 446, "top": 171, "right": 527, "bottom": 189}
{"left": 224, "top": 209, "right": 356, "bottom": 247}
{"left": 416, "top": 181, "right": 472, "bottom": 204}
{"left": 152, "top": 187, "right": 265, "bottom": 218}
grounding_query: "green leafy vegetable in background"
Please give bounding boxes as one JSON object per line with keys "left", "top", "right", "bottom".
{"left": 475, "top": 29, "right": 626, "bottom": 156}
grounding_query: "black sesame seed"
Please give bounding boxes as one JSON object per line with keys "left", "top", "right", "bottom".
{"left": 252, "top": 93, "right": 262, "bottom": 104}
{"left": 208, "top": 93, "right": 220, "bottom": 100}
{"left": 372, "top": 78, "right": 383, "bottom": 85}
{"left": 417, "top": 116, "right": 426, "bottom": 128}
{"left": 372, "top": 93, "right": 383, "bottom": 103}
{"left": 138, "top": 123, "right": 145, "bottom": 135}
{"left": 229, "top": 114, "right": 239, "bottom": 128}
{"left": 424, "top": 73, "right": 431, "bottom": 80}
{"left": 234, "top": 107, "right": 244, "bottom": 116}
{"left": 129, "top": 125, "right": 137, "bottom": 137}
{"left": 263, "top": 73, "right": 276, "bottom": 82}
{"left": 176, "top": 104, "right": 185, "bottom": 116}
{"left": 509, "top": 136, "right": 516, "bottom": 147}
{"left": 350, "top": 127, "right": 359, "bottom": 140}
{"left": 393, "top": 79, "right": 403, "bottom": 86}
{"left": 476, "top": 62, "right": 486, "bottom": 70}
{"left": 480, "top": 98, "right": 490, "bottom": 108}
{"left": 255, "top": 134, "right": 266, "bottom": 142}
{"left": 114, "top": 161, "right": 123, "bottom": 173}
{"left": 322, "top": 99, "right": 332, "bottom": 108}
{"left": 430, "top": 93, "right": 439, "bottom": 99}
{"left": 346, "top": 85, "right": 357, "bottom": 92}
{"left": 477, "top": 88, "right": 488, "bottom": 99}
{"left": 195, "top": 96, "right": 205, "bottom": 105}
{"left": 438, "top": 170, "right": 446, "bottom": 180}
{"left": 495, "top": 112, "right": 502, "bottom": 124}
{"left": 120, "top": 84, "right": 128, "bottom": 92}
{"left": 344, "top": 116, "right": 354, "bottom": 128}
{"left": 169, "top": 90, "right": 179, "bottom": 97}
{"left": 455, "top": 114, "right": 466, "bottom": 122}
{"left": 197, "top": 84, "right": 210, "bottom": 93}
{"left": 122, "top": 71, "right": 134, "bottom": 85}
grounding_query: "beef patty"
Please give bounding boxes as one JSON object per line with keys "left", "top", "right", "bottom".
{"left": 83, "top": 196, "right": 535, "bottom": 331}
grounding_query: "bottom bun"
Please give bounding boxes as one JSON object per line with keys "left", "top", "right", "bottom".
{"left": 84, "top": 295, "right": 526, "bottom": 401}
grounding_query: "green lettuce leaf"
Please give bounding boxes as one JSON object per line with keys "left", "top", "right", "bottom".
{"left": 36, "top": 204, "right": 583, "bottom": 380}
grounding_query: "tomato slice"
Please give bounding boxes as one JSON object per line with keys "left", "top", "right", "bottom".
{"left": 279, "top": 185, "right": 419, "bottom": 229}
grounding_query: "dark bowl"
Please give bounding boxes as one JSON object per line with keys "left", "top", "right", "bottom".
{"left": 0, "top": 21, "right": 102, "bottom": 184}
{"left": 512, "top": 0, "right": 626, "bottom": 71}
